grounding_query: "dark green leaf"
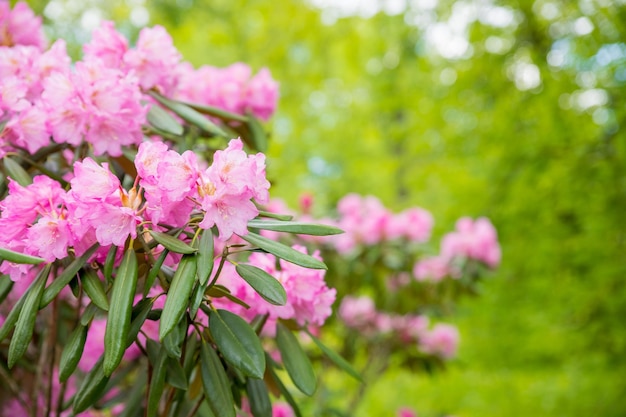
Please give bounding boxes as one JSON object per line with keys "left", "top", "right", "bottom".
{"left": 8, "top": 265, "right": 50, "bottom": 368}
{"left": 80, "top": 302, "right": 103, "bottom": 327}
{"left": 149, "top": 231, "right": 197, "bottom": 255}
{"left": 125, "top": 297, "right": 154, "bottom": 349}
{"left": 159, "top": 255, "right": 197, "bottom": 340}
{"left": 235, "top": 264, "right": 286, "bottom": 306}
{"left": 81, "top": 269, "right": 109, "bottom": 311}
{"left": 304, "top": 329, "right": 362, "bottom": 382}
{"left": 103, "top": 245, "right": 118, "bottom": 283}
{"left": 200, "top": 341, "right": 236, "bottom": 417}
{"left": 183, "top": 101, "right": 248, "bottom": 122}
{"left": 144, "top": 249, "right": 168, "bottom": 296}
{"left": 104, "top": 248, "right": 138, "bottom": 376}
{"left": 3, "top": 156, "right": 31, "bottom": 186}
{"left": 209, "top": 309, "right": 265, "bottom": 379}
{"left": 206, "top": 285, "right": 251, "bottom": 309}
{"left": 267, "top": 360, "right": 303, "bottom": 417}
{"left": 0, "top": 275, "right": 13, "bottom": 304}
{"left": 163, "top": 318, "right": 186, "bottom": 359}
{"left": 40, "top": 244, "right": 99, "bottom": 308}
{"left": 148, "top": 91, "right": 228, "bottom": 137}
{"left": 59, "top": 325, "right": 88, "bottom": 382}
{"left": 147, "top": 103, "right": 184, "bottom": 136}
{"left": 246, "top": 114, "right": 268, "bottom": 153}
{"left": 72, "top": 359, "right": 110, "bottom": 413}
{"left": 0, "top": 246, "right": 45, "bottom": 265}
{"left": 165, "top": 357, "right": 189, "bottom": 390}
{"left": 240, "top": 232, "right": 327, "bottom": 270}
{"left": 196, "top": 228, "right": 214, "bottom": 286}
{"left": 256, "top": 211, "right": 293, "bottom": 221}
{"left": 147, "top": 343, "right": 168, "bottom": 417}
{"left": 275, "top": 323, "right": 316, "bottom": 396}
{"left": 247, "top": 220, "right": 343, "bottom": 236}
{"left": 246, "top": 378, "right": 272, "bottom": 417}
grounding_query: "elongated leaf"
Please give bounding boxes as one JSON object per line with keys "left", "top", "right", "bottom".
{"left": 247, "top": 220, "right": 343, "bottom": 236}
{"left": 72, "top": 359, "right": 110, "bottom": 413}
{"left": 0, "top": 247, "right": 45, "bottom": 265}
{"left": 246, "top": 378, "right": 272, "bottom": 417}
{"left": 275, "top": 323, "right": 316, "bottom": 396}
{"left": 104, "top": 248, "right": 138, "bottom": 376}
{"left": 0, "top": 275, "right": 13, "bottom": 304}
{"left": 81, "top": 269, "right": 109, "bottom": 311}
{"left": 163, "top": 318, "right": 186, "bottom": 359}
{"left": 183, "top": 101, "right": 248, "bottom": 122}
{"left": 189, "top": 280, "right": 207, "bottom": 320}
{"left": 40, "top": 244, "right": 99, "bottom": 308}
{"left": 8, "top": 265, "right": 50, "bottom": 368}
{"left": 267, "top": 361, "right": 303, "bottom": 417}
{"left": 159, "top": 255, "right": 197, "bottom": 340}
{"left": 147, "top": 343, "right": 168, "bottom": 417}
{"left": 235, "top": 264, "right": 286, "bottom": 306}
{"left": 144, "top": 249, "right": 168, "bottom": 296}
{"left": 148, "top": 92, "right": 228, "bottom": 137}
{"left": 103, "top": 245, "right": 118, "bottom": 283}
{"left": 59, "top": 325, "right": 88, "bottom": 382}
{"left": 304, "top": 329, "right": 363, "bottom": 382}
{"left": 125, "top": 297, "right": 154, "bottom": 349}
{"left": 196, "top": 228, "right": 214, "bottom": 286}
{"left": 80, "top": 303, "right": 102, "bottom": 327}
{"left": 147, "top": 103, "right": 184, "bottom": 136}
{"left": 200, "top": 341, "right": 236, "bottom": 417}
{"left": 209, "top": 309, "right": 265, "bottom": 379}
{"left": 256, "top": 211, "right": 293, "bottom": 221}
{"left": 0, "top": 294, "right": 25, "bottom": 342}
{"left": 165, "top": 357, "right": 188, "bottom": 390}
{"left": 240, "top": 232, "right": 327, "bottom": 270}
{"left": 246, "top": 114, "right": 268, "bottom": 153}
{"left": 206, "top": 285, "right": 251, "bottom": 309}
{"left": 3, "top": 156, "right": 31, "bottom": 186}
{"left": 149, "top": 231, "right": 197, "bottom": 255}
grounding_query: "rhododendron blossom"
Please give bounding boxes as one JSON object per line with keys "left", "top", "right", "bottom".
{"left": 441, "top": 217, "right": 501, "bottom": 268}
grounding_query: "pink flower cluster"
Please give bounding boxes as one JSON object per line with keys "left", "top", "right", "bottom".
{"left": 338, "top": 295, "right": 459, "bottom": 360}
{"left": 331, "top": 194, "right": 434, "bottom": 254}
{"left": 0, "top": 138, "right": 269, "bottom": 280}
{"left": 412, "top": 217, "right": 501, "bottom": 282}
{"left": 0, "top": 1, "right": 46, "bottom": 50}
{"left": 176, "top": 62, "right": 279, "bottom": 121}
{"left": 213, "top": 246, "right": 336, "bottom": 335}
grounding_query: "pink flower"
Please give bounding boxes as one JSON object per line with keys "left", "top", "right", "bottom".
{"left": 83, "top": 21, "right": 129, "bottom": 68}
{"left": 413, "top": 256, "right": 452, "bottom": 282}
{"left": 338, "top": 295, "right": 377, "bottom": 330}
{"left": 1, "top": 103, "right": 50, "bottom": 153}
{"left": 385, "top": 207, "right": 434, "bottom": 243}
{"left": 398, "top": 407, "right": 418, "bottom": 417}
{"left": 272, "top": 403, "right": 295, "bottom": 417}
{"left": 0, "top": 1, "right": 47, "bottom": 50}
{"left": 419, "top": 323, "right": 460, "bottom": 359}
{"left": 441, "top": 217, "right": 501, "bottom": 268}
{"left": 333, "top": 194, "right": 392, "bottom": 253}
{"left": 245, "top": 67, "right": 279, "bottom": 121}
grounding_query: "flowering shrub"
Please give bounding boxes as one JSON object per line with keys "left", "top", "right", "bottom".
{"left": 0, "top": 3, "right": 346, "bottom": 416}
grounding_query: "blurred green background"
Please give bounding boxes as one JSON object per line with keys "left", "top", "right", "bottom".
{"left": 27, "top": 0, "right": 626, "bottom": 415}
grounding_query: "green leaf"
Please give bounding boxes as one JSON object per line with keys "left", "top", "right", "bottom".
{"left": 0, "top": 293, "right": 25, "bottom": 343}
{"left": 206, "top": 285, "right": 251, "bottom": 309}
{"left": 235, "top": 264, "right": 287, "bottom": 306}
{"left": 275, "top": 323, "right": 316, "bottom": 396}
{"left": 80, "top": 302, "right": 102, "bottom": 327}
{"left": 240, "top": 232, "right": 327, "bottom": 270}
{"left": 246, "top": 378, "right": 272, "bottom": 417}
{"left": 182, "top": 101, "right": 248, "bottom": 122}
{"left": 196, "top": 228, "right": 215, "bottom": 286}
{"left": 246, "top": 113, "right": 268, "bottom": 153}
{"left": 125, "top": 297, "right": 154, "bottom": 349}
{"left": 147, "top": 343, "right": 168, "bottom": 417}
{"left": 200, "top": 341, "right": 236, "bottom": 417}
{"left": 189, "top": 280, "right": 208, "bottom": 320}
{"left": 104, "top": 248, "right": 138, "bottom": 376}
{"left": 40, "top": 244, "right": 99, "bottom": 308}
{"left": 208, "top": 309, "right": 265, "bottom": 379}
{"left": 59, "top": 325, "right": 88, "bottom": 382}
{"left": 81, "top": 269, "right": 109, "bottom": 311}
{"left": 148, "top": 91, "right": 228, "bottom": 137}
{"left": 267, "top": 361, "right": 303, "bottom": 417}
{"left": 3, "top": 156, "right": 32, "bottom": 186}
{"left": 72, "top": 359, "right": 111, "bottom": 413}
{"left": 149, "top": 231, "right": 197, "bottom": 255}
{"left": 159, "top": 255, "right": 197, "bottom": 340}
{"left": 8, "top": 265, "right": 50, "bottom": 368}
{"left": 256, "top": 211, "right": 293, "bottom": 221}
{"left": 0, "top": 246, "right": 45, "bottom": 265}
{"left": 163, "top": 318, "right": 186, "bottom": 359}
{"left": 144, "top": 249, "right": 168, "bottom": 296}
{"left": 165, "top": 357, "right": 189, "bottom": 390}
{"left": 0, "top": 275, "right": 13, "bottom": 304}
{"left": 304, "top": 329, "right": 363, "bottom": 382}
{"left": 147, "top": 103, "right": 184, "bottom": 136}
{"left": 103, "top": 245, "right": 118, "bottom": 283}
{"left": 247, "top": 220, "right": 343, "bottom": 236}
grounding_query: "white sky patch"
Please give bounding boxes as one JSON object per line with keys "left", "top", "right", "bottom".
{"left": 571, "top": 88, "right": 608, "bottom": 111}
{"left": 573, "top": 16, "right": 594, "bottom": 36}
{"left": 508, "top": 59, "right": 541, "bottom": 91}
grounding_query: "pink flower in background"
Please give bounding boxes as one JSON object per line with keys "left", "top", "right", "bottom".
{"left": 419, "top": 323, "right": 460, "bottom": 359}
{"left": 338, "top": 295, "right": 378, "bottom": 330}
{"left": 397, "top": 407, "right": 418, "bottom": 417}
{"left": 0, "top": 1, "right": 47, "bottom": 50}
{"left": 245, "top": 67, "right": 279, "bottom": 121}
{"left": 272, "top": 403, "right": 295, "bottom": 417}
{"left": 333, "top": 194, "right": 391, "bottom": 253}
{"left": 441, "top": 217, "right": 501, "bottom": 268}
{"left": 413, "top": 256, "right": 453, "bottom": 282}
{"left": 83, "top": 21, "right": 129, "bottom": 68}
{"left": 385, "top": 207, "right": 434, "bottom": 243}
